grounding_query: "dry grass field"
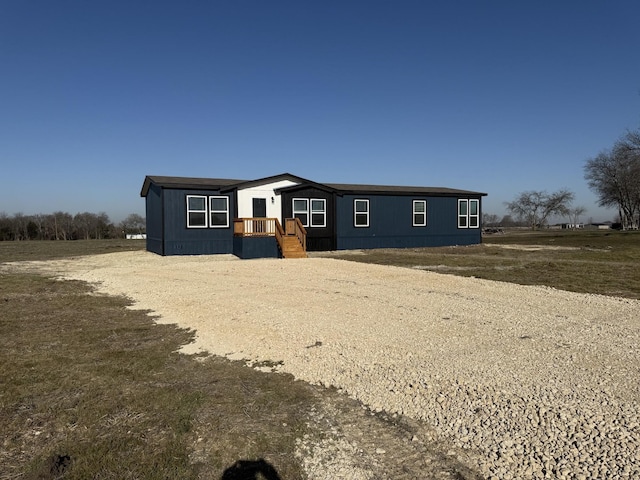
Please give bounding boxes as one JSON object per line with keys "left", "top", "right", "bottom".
{"left": 0, "top": 231, "right": 638, "bottom": 479}
{"left": 322, "top": 230, "right": 640, "bottom": 299}
{"left": 0, "top": 269, "right": 319, "bottom": 479}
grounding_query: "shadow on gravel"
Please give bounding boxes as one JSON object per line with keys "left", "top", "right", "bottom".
{"left": 220, "top": 458, "right": 282, "bottom": 480}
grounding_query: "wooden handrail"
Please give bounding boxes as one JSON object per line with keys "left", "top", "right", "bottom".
{"left": 293, "top": 217, "right": 307, "bottom": 251}
{"left": 274, "top": 218, "right": 284, "bottom": 249}
{"left": 233, "top": 218, "right": 278, "bottom": 236}
{"left": 234, "top": 217, "right": 306, "bottom": 257}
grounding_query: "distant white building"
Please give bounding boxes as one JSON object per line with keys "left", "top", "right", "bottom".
{"left": 590, "top": 223, "right": 612, "bottom": 230}
{"left": 126, "top": 234, "right": 147, "bottom": 239}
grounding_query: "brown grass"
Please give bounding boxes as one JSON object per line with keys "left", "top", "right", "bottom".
{"left": 1, "top": 230, "right": 637, "bottom": 478}
{"left": 327, "top": 230, "right": 640, "bottom": 299}
{"left": 0, "top": 268, "right": 317, "bottom": 479}
{"left": 0, "top": 239, "right": 145, "bottom": 263}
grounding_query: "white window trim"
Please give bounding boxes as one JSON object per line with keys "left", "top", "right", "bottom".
{"left": 458, "top": 198, "right": 479, "bottom": 229}
{"left": 458, "top": 199, "right": 468, "bottom": 228}
{"left": 187, "top": 195, "right": 208, "bottom": 228}
{"left": 469, "top": 199, "right": 479, "bottom": 228}
{"left": 292, "top": 198, "right": 309, "bottom": 227}
{"left": 293, "top": 198, "right": 327, "bottom": 228}
{"left": 310, "top": 198, "right": 326, "bottom": 228}
{"left": 413, "top": 200, "right": 427, "bottom": 227}
{"left": 209, "top": 196, "right": 229, "bottom": 228}
{"left": 186, "top": 195, "right": 230, "bottom": 229}
{"left": 354, "top": 199, "right": 370, "bottom": 228}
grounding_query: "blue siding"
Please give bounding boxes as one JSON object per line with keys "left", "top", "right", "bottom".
{"left": 336, "top": 195, "right": 481, "bottom": 250}
{"left": 233, "top": 236, "right": 279, "bottom": 259}
{"left": 143, "top": 176, "right": 485, "bottom": 256}
{"left": 145, "top": 183, "right": 164, "bottom": 255}
{"left": 161, "top": 188, "right": 235, "bottom": 256}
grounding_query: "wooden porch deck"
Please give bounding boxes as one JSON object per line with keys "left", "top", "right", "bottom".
{"left": 233, "top": 217, "right": 307, "bottom": 258}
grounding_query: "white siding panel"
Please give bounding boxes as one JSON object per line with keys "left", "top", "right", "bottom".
{"left": 236, "top": 180, "right": 299, "bottom": 219}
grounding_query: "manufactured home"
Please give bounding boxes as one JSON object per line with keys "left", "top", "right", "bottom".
{"left": 140, "top": 173, "right": 486, "bottom": 258}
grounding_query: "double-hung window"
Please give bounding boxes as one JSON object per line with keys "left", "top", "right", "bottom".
{"left": 413, "top": 200, "right": 427, "bottom": 227}
{"left": 310, "top": 199, "right": 326, "bottom": 227}
{"left": 209, "top": 196, "right": 229, "bottom": 228}
{"left": 458, "top": 199, "right": 479, "bottom": 228}
{"left": 292, "top": 198, "right": 309, "bottom": 227}
{"left": 468, "top": 199, "right": 479, "bottom": 228}
{"left": 186, "top": 195, "right": 229, "bottom": 228}
{"left": 354, "top": 199, "right": 369, "bottom": 227}
{"left": 187, "top": 195, "right": 207, "bottom": 228}
{"left": 293, "top": 198, "right": 326, "bottom": 227}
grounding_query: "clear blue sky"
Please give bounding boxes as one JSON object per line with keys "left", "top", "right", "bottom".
{"left": 2, "top": 1, "right": 639, "bottom": 223}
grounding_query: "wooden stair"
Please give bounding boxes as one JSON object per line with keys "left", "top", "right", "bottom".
{"left": 234, "top": 217, "right": 307, "bottom": 259}
{"left": 280, "top": 235, "right": 307, "bottom": 258}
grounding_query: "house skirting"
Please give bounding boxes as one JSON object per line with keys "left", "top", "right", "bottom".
{"left": 232, "top": 236, "right": 279, "bottom": 259}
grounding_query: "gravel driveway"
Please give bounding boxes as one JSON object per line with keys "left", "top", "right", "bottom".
{"left": 12, "top": 251, "right": 640, "bottom": 479}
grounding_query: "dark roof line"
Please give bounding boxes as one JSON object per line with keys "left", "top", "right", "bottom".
{"left": 324, "top": 183, "right": 486, "bottom": 196}
{"left": 140, "top": 175, "right": 246, "bottom": 197}
{"left": 219, "top": 173, "right": 317, "bottom": 192}
{"left": 141, "top": 175, "right": 487, "bottom": 197}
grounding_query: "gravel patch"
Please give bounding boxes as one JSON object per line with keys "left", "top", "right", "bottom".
{"left": 8, "top": 251, "right": 640, "bottom": 479}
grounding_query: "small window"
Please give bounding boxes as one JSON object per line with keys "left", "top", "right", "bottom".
{"left": 458, "top": 199, "right": 480, "bottom": 229}
{"left": 354, "top": 199, "right": 369, "bottom": 227}
{"left": 209, "top": 196, "right": 229, "bottom": 228}
{"left": 458, "top": 200, "right": 468, "bottom": 228}
{"left": 469, "top": 199, "right": 479, "bottom": 228}
{"left": 413, "top": 200, "right": 427, "bottom": 227}
{"left": 187, "top": 195, "right": 207, "bottom": 228}
{"left": 293, "top": 198, "right": 309, "bottom": 227}
{"left": 310, "top": 199, "right": 326, "bottom": 227}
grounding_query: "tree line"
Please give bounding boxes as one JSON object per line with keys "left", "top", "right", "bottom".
{"left": 0, "top": 212, "right": 145, "bottom": 241}
{"left": 584, "top": 129, "right": 640, "bottom": 230}
{"left": 491, "top": 127, "right": 640, "bottom": 230}
{"left": 5, "top": 129, "right": 639, "bottom": 237}
{"left": 482, "top": 192, "right": 588, "bottom": 230}
{"left": 503, "top": 189, "right": 581, "bottom": 230}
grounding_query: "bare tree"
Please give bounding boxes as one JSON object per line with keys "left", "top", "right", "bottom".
{"left": 12, "top": 213, "right": 29, "bottom": 240}
{"left": 568, "top": 206, "right": 586, "bottom": 229}
{"left": 0, "top": 211, "right": 118, "bottom": 241}
{"left": 73, "top": 212, "right": 93, "bottom": 240}
{"left": 505, "top": 189, "right": 574, "bottom": 230}
{"left": 95, "top": 212, "right": 111, "bottom": 239}
{"left": 584, "top": 130, "right": 640, "bottom": 230}
{"left": 52, "top": 211, "right": 73, "bottom": 240}
{"left": 499, "top": 214, "right": 519, "bottom": 227}
{"left": 72, "top": 212, "right": 112, "bottom": 240}
{"left": 0, "top": 212, "right": 12, "bottom": 240}
{"left": 482, "top": 213, "right": 499, "bottom": 227}
{"left": 120, "top": 213, "right": 146, "bottom": 235}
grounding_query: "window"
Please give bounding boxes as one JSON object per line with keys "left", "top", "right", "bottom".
{"left": 458, "top": 200, "right": 468, "bottom": 228}
{"left": 293, "top": 198, "right": 326, "bottom": 227}
{"left": 413, "top": 200, "right": 427, "bottom": 226}
{"left": 209, "top": 196, "right": 229, "bottom": 228}
{"left": 186, "top": 195, "right": 229, "bottom": 228}
{"left": 469, "top": 199, "right": 479, "bottom": 228}
{"left": 354, "top": 199, "right": 369, "bottom": 227}
{"left": 458, "top": 199, "right": 480, "bottom": 228}
{"left": 187, "top": 195, "right": 207, "bottom": 228}
{"left": 292, "top": 198, "right": 309, "bottom": 227}
{"left": 310, "top": 199, "right": 326, "bottom": 227}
